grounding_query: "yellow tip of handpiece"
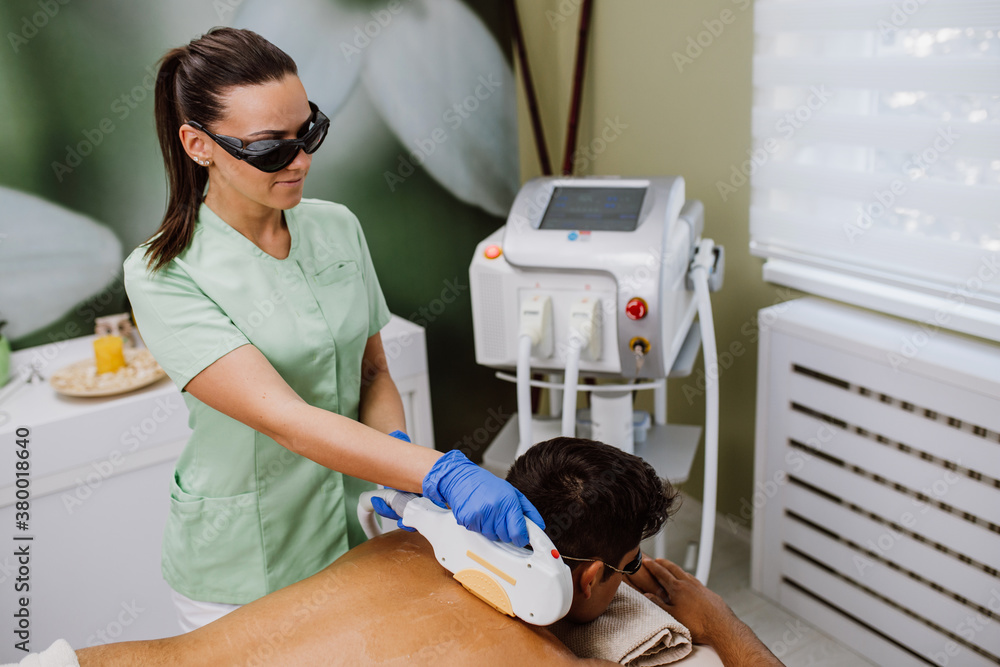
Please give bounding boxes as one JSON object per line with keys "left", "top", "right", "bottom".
{"left": 454, "top": 569, "right": 514, "bottom": 617}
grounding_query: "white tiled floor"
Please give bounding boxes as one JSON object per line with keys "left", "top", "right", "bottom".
{"left": 641, "top": 494, "right": 877, "bottom": 667}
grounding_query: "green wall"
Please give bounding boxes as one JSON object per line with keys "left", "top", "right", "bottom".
{"left": 3, "top": 0, "right": 803, "bottom": 527}
{"left": 513, "top": 0, "right": 797, "bottom": 528}
{"left": 1, "top": 0, "right": 520, "bottom": 458}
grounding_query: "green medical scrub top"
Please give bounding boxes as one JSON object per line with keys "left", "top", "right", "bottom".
{"left": 123, "top": 198, "right": 391, "bottom": 604}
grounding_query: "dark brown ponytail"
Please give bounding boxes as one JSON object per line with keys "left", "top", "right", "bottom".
{"left": 143, "top": 27, "right": 297, "bottom": 272}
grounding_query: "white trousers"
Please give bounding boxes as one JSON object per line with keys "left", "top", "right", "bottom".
{"left": 170, "top": 588, "right": 243, "bottom": 633}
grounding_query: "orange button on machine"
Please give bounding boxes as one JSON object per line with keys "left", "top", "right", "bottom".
{"left": 484, "top": 244, "right": 502, "bottom": 259}
{"left": 625, "top": 297, "right": 647, "bottom": 320}
{"left": 551, "top": 549, "right": 560, "bottom": 559}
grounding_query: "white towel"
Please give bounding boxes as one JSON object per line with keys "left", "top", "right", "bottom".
{"left": 1, "top": 639, "right": 78, "bottom": 667}
{"left": 550, "top": 584, "right": 693, "bottom": 666}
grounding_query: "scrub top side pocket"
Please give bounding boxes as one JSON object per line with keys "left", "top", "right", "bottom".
{"left": 162, "top": 474, "right": 266, "bottom": 603}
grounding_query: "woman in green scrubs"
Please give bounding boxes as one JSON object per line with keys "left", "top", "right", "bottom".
{"left": 123, "top": 27, "right": 544, "bottom": 631}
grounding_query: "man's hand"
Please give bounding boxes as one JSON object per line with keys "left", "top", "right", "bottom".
{"left": 626, "top": 556, "right": 786, "bottom": 667}
{"left": 635, "top": 557, "right": 738, "bottom": 645}
{"left": 624, "top": 554, "right": 668, "bottom": 600}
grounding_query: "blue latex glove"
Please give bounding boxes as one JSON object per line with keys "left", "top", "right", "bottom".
{"left": 422, "top": 449, "right": 546, "bottom": 548}
{"left": 371, "top": 430, "right": 416, "bottom": 532}
{"left": 370, "top": 496, "right": 415, "bottom": 532}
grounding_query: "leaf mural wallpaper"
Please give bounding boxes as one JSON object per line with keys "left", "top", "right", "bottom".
{"left": 0, "top": 0, "right": 519, "bottom": 455}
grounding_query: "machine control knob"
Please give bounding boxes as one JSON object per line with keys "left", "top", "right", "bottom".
{"left": 625, "top": 297, "right": 647, "bottom": 320}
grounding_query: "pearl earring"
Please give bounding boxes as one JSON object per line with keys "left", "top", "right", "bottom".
{"left": 195, "top": 158, "right": 211, "bottom": 167}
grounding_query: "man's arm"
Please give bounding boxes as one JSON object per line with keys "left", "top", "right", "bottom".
{"left": 628, "top": 557, "right": 785, "bottom": 667}
{"left": 77, "top": 637, "right": 184, "bottom": 666}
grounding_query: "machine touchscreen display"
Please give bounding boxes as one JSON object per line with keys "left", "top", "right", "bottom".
{"left": 539, "top": 186, "right": 647, "bottom": 231}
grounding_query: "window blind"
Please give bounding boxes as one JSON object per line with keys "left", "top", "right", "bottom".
{"left": 747, "top": 0, "right": 1000, "bottom": 338}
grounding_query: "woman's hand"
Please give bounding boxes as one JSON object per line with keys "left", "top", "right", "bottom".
{"left": 422, "top": 450, "right": 546, "bottom": 548}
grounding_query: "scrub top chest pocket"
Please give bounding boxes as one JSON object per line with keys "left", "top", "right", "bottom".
{"left": 309, "top": 258, "right": 370, "bottom": 351}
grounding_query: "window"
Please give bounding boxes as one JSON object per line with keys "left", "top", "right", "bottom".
{"left": 747, "top": 1, "right": 1000, "bottom": 341}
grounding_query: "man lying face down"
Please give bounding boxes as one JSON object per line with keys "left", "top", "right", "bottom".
{"left": 72, "top": 438, "right": 782, "bottom": 666}
{"left": 506, "top": 436, "right": 679, "bottom": 624}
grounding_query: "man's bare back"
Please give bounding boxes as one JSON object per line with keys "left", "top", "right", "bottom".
{"left": 78, "top": 530, "right": 614, "bottom": 666}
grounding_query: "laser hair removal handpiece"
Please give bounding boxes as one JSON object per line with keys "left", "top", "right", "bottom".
{"left": 358, "top": 489, "right": 572, "bottom": 626}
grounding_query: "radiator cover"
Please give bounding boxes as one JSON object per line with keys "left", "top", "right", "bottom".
{"left": 752, "top": 298, "right": 1000, "bottom": 667}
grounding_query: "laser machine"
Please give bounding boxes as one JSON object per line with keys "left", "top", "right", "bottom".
{"left": 470, "top": 176, "right": 724, "bottom": 583}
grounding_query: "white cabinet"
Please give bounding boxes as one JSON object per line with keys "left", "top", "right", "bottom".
{"left": 0, "top": 315, "right": 432, "bottom": 660}
{"left": 752, "top": 298, "right": 1000, "bottom": 667}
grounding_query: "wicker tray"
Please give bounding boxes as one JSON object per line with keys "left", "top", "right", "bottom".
{"left": 50, "top": 347, "right": 167, "bottom": 397}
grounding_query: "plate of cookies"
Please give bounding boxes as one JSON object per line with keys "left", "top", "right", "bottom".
{"left": 49, "top": 338, "right": 167, "bottom": 398}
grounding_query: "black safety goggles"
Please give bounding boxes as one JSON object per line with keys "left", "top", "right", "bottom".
{"left": 187, "top": 101, "right": 329, "bottom": 173}
{"left": 562, "top": 548, "right": 644, "bottom": 576}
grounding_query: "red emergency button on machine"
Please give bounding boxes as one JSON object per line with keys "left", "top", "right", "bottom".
{"left": 484, "top": 244, "right": 502, "bottom": 259}
{"left": 625, "top": 297, "right": 648, "bottom": 320}
{"left": 551, "top": 549, "right": 560, "bottom": 559}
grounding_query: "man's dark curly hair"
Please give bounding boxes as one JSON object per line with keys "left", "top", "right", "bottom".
{"left": 506, "top": 437, "right": 680, "bottom": 581}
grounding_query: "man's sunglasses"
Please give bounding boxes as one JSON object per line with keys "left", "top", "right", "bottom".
{"left": 186, "top": 101, "right": 330, "bottom": 173}
{"left": 561, "top": 549, "right": 643, "bottom": 576}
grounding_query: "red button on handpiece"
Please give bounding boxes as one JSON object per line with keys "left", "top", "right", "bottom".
{"left": 625, "top": 297, "right": 647, "bottom": 320}
{"left": 484, "top": 244, "right": 502, "bottom": 259}
{"left": 551, "top": 549, "right": 560, "bottom": 559}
